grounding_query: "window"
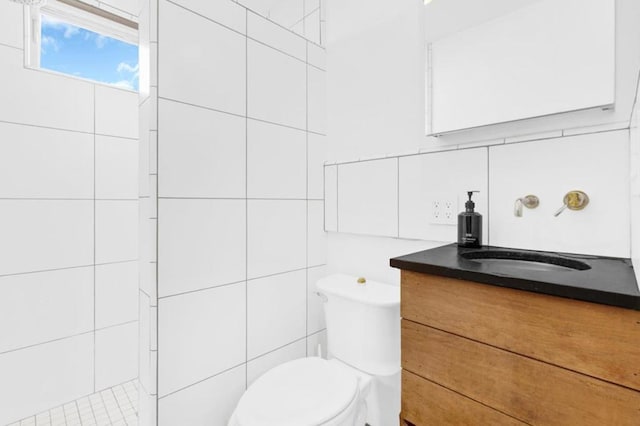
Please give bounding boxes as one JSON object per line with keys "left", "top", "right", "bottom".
{"left": 27, "top": 0, "right": 139, "bottom": 91}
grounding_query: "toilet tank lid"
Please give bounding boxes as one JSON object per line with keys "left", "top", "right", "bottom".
{"left": 316, "top": 274, "right": 400, "bottom": 307}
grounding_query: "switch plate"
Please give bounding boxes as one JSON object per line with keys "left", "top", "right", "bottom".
{"left": 431, "top": 196, "right": 458, "bottom": 225}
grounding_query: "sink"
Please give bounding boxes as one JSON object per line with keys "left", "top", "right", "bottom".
{"left": 459, "top": 250, "right": 591, "bottom": 272}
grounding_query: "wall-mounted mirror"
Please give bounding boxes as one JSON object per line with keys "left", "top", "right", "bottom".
{"left": 237, "top": 0, "right": 325, "bottom": 45}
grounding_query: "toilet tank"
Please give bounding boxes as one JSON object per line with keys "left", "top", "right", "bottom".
{"left": 316, "top": 274, "right": 400, "bottom": 376}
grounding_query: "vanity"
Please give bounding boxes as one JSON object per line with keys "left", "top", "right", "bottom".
{"left": 390, "top": 244, "right": 640, "bottom": 425}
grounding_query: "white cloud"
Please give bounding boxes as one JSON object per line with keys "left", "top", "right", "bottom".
{"left": 117, "top": 62, "right": 139, "bottom": 74}
{"left": 108, "top": 80, "right": 135, "bottom": 90}
{"left": 95, "top": 35, "right": 108, "bottom": 49}
{"left": 41, "top": 14, "right": 80, "bottom": 39}
{"left": 40, "top": 35, "right": 60, "bottom": 54}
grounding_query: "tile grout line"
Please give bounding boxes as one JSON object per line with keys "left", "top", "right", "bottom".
{"left": 93, "top": 83, "right": 97, "bottom": 395}
{"left": 245, "top": 6, "right": 249, "bottom": 391}
{"left": 305, "top": 40, "right": 309, "bottom": 355}
{"left": 155, "top": 0, "right": 161, "bottom": 421}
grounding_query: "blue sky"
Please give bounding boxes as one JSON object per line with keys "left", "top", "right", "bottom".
{"left": 41, "top": 14, "right": 139, "bottom": 91}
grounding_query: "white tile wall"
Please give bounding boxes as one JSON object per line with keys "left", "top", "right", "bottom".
{"left": 306, "top": 330, "right": 327, "bottom": 358}
{"left": 308, "top": 200, "right": 327, "bottom": 266}
{"left": 338, "top": 158, "right": 399, "bottom": 237}
{"left": 0, "top": 267, "right": 93, "bottom": 353}
{"left": 247, "top": 339, "right": 306, "bottom": 385}
{"left": 0, "top": 334, "right": 94, "bottom": 426}
{"left": 95, "top": 322, "right": 139, "bottom": 391}
{"left": 158, "top": 365, "right": 246, "bottom": 426}
{"left": 95, "top": 135, "right": 139, "bottom": 199}
{"left": 158, "top": 282, "right": 246, "bottom": 396}
{"left": 0, "top": 200, "right": 93, "bottom": 275}
{"left": 308, "top": 43, "right": 326, "bottom": 70}
{"left": 247, "top": 40, "right": 306, "bottom": 129}
{"left": 324, "top": 165, "right": 338, "bottom": 231}
{"left": 0, "top": 1, "right": 23, "bottom": 49}
{"left": 158, "top": 199, "right": 246, "bottom": 297}
{"left": 308, "top": 133, "right": 327, "bottom": 199}
{"left": 95, "top": 200, "right": 139, "bottom": 264}
{"left": 490, "top": 130, "right": 630, "bottom": 257}
{"left": 0, "top": 123, "right": 93, "bottom": 199}
{"left": 159, "top": 0, "right": 246, "bottom": 116}
{"left": 307, "top": 65, "right": 327, "bottom": 134}
{"left": 399, "top": 148, "right": 489, "bottom": 243}
{"left": 95, "top": 262, "right": 138, "bottom": 329}
{"left": 247, "top": 11, "right": 306, "bottom": 61}
{"left": 0, "top": 47, "right": 94, "bottom": 133}
{"left": 247, "top": 270, "right": 307, "bottom": 358}
{"left": 247, "top": 200, "right": 307, "bottom": 278}
{"left": 169, "top": 0, "right": 246, "bottom": 33}
{"left": 307, "top": 265, "right": 327, "bottom": 335}
{"left": 95, "top": 86, "right": 139, "bottom": 139}
{"left": 247, "top": 120, "right": 307, "bottom": 199}
{"left": 158, "top": 99, "right": 246, "bottom": 198}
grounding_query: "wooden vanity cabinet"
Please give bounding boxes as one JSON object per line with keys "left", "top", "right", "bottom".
{"left": 399, "top": 270, "right": 640, "bottom": 426}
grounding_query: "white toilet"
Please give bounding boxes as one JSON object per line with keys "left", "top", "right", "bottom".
{"left": 228, "top": 274, "right": 401, "bottom": 426}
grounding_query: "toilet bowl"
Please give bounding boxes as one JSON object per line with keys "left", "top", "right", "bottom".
{"left": 228, "top": 274, "right": 401, "bottom": 426}
{"left": 228, "top": 357, "right": 371, "bottom": 426}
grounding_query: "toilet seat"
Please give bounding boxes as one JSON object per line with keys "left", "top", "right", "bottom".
{"left": 232, "top": 357, "right": 361, "bottom": 426}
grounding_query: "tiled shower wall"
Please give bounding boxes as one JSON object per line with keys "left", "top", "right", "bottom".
{"left": 138, "top": 0, "right": 327, "bottom": 424}
{"left": 0, "top": 2, "right": 139, "bottom": 424}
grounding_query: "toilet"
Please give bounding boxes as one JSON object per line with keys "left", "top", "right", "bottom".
{"left": 228, "top": 274, "right": 401, "bottom": 426}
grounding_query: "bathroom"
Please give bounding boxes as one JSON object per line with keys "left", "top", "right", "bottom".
{"left": 0, "top": 0, "right": 639, "bottom": 424}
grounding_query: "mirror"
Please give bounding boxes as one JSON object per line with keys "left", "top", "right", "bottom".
{"left": 238, "top": 0, "right": 325, "bottom": 45}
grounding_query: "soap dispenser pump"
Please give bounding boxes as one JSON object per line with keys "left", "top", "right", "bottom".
{"left": 458, "top": 191, "right": 482, "bottom": 248}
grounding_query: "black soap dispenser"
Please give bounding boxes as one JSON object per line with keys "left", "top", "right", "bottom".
{"left": 458, "top": 191, "right": 482, "bottom": 248}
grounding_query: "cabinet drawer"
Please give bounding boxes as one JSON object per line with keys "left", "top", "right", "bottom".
{"left": 402, "top": 369, "right": 525, "bottom": 426}
{"left": 402, "top": 320, "right": 640, "bottom": 426}
{"left": 401, "top": 270, "right": 640, "bottom": 391}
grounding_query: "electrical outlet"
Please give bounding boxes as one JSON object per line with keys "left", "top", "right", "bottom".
{"left": 431, "top": 196, "right": 458, "bottom": 225}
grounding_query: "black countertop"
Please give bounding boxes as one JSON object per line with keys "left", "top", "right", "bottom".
{"left": 390, "top": 244, "right": 640, "bottom": 310}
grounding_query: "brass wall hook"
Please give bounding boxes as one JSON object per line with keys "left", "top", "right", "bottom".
{"left": 554, "top": 190, "right": 589, "bottom": 217}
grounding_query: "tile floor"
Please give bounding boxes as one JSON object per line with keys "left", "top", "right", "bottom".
{"left": 8, "top": 381, "right": 138, "bottom": 426}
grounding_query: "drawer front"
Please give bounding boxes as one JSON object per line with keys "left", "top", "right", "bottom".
{"left": 402, "top": 369, "right": 526, "bottom": 426}
{"left": 401, "top": 270, "right": 640, "bottom": 391}
{"left": 402, "top": 320, "right": 640, "bottom": 426}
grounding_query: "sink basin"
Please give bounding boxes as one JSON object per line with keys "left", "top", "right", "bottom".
{"left": 459, "top": 250, "right": 591, "bottom": 272}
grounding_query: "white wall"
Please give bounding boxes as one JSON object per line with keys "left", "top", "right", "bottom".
{"left": 326, "top": 0, "right": 640, "bottom": 286}
{"left": 0, "top": 2, "right": 139, "bottom": 424}
{"left": 138, "top": 0, "right": 328, "bottom": 424}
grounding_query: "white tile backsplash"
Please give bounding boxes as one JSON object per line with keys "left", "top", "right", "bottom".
{"left": 247, "top": 339, "right": 306, "bottom": 385}
{"left": 158, "top": 199, "right": 246, "bottom": 297}
{"left": 338, "top": 158, "right": 398, "bottom": 237}
{"left": 159, "top": 0, "right": 246, "bottom": 115}
{"left": 0, "top": 200, "right": 93, "bottom": 276}
{"left": 247, "top": 120, "right": 307, "bottom": 199}
{"left": 95, "top": 322, "right": 139, "bottom": 390}
{"left": 0, "top": 267, "right": 93, "bottom": 354}
{"left": 247, "top": 200, "right": 307, "bottom": 278}
{"left": 0, "top": 123, "right": 93, "bottom": 199}
{"left": 0, "top": 334, "right": 93, "bottom": 426}
{"left": 490, "top": 130, "right": 630, "bottom": 257}
{"left": 158, "top": 282, "right": 246, "bottom": 396}
{"left": 95, "top": 262, "right": 139, "bottom": 329}
{"left": 399, "top": 148, "right": 489, "bottom": 244}
{"left": 247, "top": 270, "right": 307, "bottom": 358}
{"left": 95, "top": 201, "right": 139, "bottom": 264}
{"left": 158, "top": 365, "right": 246, "bottom": 426}
{"left": 95, "top": 135, "right": 139, "bottom": 200}
{"left": 158, "top": 99, "right": 246, "bottom": 198}
{"left": 95, "top": 86, "right": 139, "bottom": 139}
{"left": 166, "top": 0, "right": 247, "bottom": 33}
{"left": 247, "top": 40, "right": 306, "bottom": 129}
